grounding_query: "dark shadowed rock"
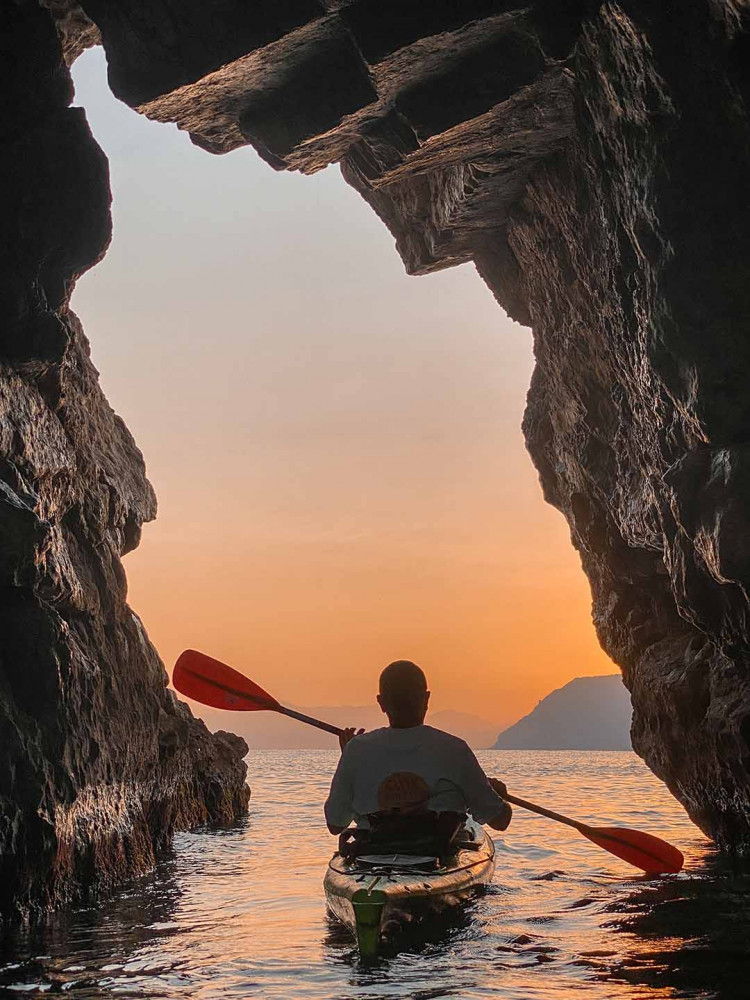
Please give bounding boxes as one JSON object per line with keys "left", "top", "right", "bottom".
{"left": 494, "top": 676, "right": 632, "bottom": 751}
{"left": 0, "top": 1, "right": 248, "bottom": 924}
{"left": 515, "top": 4, "right": 750, "bottom": 847}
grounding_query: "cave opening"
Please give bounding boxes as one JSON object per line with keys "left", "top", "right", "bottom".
{"left": 69, "top": 46, "right": 616, "bottom": 728}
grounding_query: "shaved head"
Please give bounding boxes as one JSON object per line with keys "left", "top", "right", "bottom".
{"left": 379, "top": 660, "right": 427, "bottom": 699}
{"left": 378, "top": 660, "right": 429, "bottom": 727}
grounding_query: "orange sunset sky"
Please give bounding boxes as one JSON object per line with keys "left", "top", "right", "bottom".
{"left": 71, "top": 50, "right": 617, "bottom": 728}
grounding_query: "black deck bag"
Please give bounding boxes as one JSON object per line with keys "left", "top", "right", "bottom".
{"left": 338, "top": 810, "right": 469, "bottom": 859}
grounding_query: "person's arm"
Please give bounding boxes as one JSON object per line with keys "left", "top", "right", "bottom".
{"left": 459, "top": 744, "right": 512, "bottom": 831}
{"left": 324, "top": 732, "right": 362, "bottom": 835}
{"left": 486, "top": 777, "right": 512, "bottom": 831}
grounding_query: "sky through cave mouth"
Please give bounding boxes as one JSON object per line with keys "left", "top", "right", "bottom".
{"left": 69, "top": 46, "right": 617, "bottom": 730}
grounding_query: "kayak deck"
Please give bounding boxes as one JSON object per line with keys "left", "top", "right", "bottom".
{"left": 324, "top": 823, "right": 495, "bottom": 957}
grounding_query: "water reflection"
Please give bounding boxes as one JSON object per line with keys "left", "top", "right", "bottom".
{"left": 0, "top": 852, "right": 185, "bottom": 996}
{"left": 603, "top": 852, "right": 750, "bottom": 999}
{"left": 0, "top": 751, "right": 744, "bottom": 999}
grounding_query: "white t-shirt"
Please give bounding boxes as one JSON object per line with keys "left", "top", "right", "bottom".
{"left": 324, "top": 724, "right": 508, "bottom": 829}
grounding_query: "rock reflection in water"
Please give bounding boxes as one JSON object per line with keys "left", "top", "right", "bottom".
{"left": 0, "top": 853, "right": 185, "bottom": 996}
{"left": 603, "top": 853, "right": 750, "bottom": 999}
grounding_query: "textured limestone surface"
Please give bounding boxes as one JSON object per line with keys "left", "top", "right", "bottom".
{"left": 3, "top": 0, "right": 750, "bottom": 918}
{"left": 0, "top": 1, "right": 249, "bottom": 922}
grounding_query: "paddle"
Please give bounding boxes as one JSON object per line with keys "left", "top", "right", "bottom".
{"left": 172, "top": 649, "right": 684, "bottom": 875}
{"left": 503, "top": 793, "right": 684, "bottom": 874}
{"left": 173, "top": 648, "right": 342, "bottom": 736}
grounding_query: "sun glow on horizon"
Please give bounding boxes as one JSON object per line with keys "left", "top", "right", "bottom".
{"left": 71, "top": 49, "right": 618, "bottom": 730}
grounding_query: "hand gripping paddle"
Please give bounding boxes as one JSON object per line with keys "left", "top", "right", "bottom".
{"left": 172, "top": 648, "right": 684, "bottom": 875}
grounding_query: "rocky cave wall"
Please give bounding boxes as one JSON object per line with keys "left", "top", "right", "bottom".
{"left": 0, "top": 1, "right": 249, "bottom": 923}
{"left": 518, "top": 2, "right": 750, "bottom": 847}
{"left": 2, "top": 0, "right": 750, "bottom": 918}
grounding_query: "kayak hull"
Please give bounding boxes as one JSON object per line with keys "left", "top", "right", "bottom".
{"left": 324, "top": 825, "right": 495, "bottom": 957}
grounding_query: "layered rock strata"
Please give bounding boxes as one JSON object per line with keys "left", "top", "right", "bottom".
{"left": 0, "top": 1, "right": 249, "bottom": 922}
{"left": 4, "top": 0, "right": 749, "bottom": 917}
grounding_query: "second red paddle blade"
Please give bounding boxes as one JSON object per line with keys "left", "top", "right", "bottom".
{"left": 173, "top": 649, "right": 280, "bottom": 712}
{"left": 584, "top": 826, "right": 684, "bottom": 874}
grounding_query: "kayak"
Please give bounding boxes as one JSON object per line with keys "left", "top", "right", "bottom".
{"left": 323, "top": 820, "right": 495, "bottom": 958}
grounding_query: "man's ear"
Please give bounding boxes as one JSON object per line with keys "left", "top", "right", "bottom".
{"left": 377, "top": 693, "right": 386, "bottom": 714}
{"left": 424, "top": 690, "right": 431, "bottom": 709}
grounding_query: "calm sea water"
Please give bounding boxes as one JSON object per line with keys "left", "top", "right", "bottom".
{"left": 2, "top": 749, "right": 747, "bottom": 999}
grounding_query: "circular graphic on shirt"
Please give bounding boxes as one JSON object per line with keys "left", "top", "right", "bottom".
{"left": 377, "top": 771, "right": 430, "bottom": 812}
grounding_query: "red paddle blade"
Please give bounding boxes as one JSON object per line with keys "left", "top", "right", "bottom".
{"left": 173, "top": 649, "right": 280, "bottom": 712}
{"left": 584, "top": 826, "right": 684, "bottom": 875}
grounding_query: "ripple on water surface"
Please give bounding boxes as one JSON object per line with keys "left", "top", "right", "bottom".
{"left": 1, "top": 750, "right": 747, "bottom": 999}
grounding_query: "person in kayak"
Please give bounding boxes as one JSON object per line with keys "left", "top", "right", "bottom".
{"left": 324, "top": 660, "right": 511, "bottom": 841}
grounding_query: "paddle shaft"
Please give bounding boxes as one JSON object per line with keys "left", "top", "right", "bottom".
{"left": 504, "top": 793, "right": 588, "bottom": 833}
{"left": 277, "top": 705, "right": 343, "bottom": 737}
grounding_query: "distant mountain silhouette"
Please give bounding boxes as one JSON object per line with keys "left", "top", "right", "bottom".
{"left": 196, "top": 703, "right": 505, "bottom": 750}
{"left": 428, "top": 711, "right": 507, "bottom": 749}
{"left": 493, "top": 675, "right": 632, "bottom": 750}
